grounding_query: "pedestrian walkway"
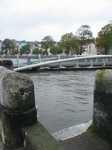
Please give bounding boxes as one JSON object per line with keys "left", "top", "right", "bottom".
{"left": 0, "top": 121, "right": 111, "bottom": 150}
{"left": 62, "top": 131, "right": 111, "bottom": 150}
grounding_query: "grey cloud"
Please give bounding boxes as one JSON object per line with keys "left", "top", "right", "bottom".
{"left": 0, "top": 0, "right": 112, "bottom": 40}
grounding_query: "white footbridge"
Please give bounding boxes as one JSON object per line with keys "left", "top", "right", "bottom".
{"left": 14, "top": 55, "right": 112, "bottom": 72}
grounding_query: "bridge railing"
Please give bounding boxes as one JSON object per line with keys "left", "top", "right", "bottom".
{"left": 13, "top": 55, "right": 112, "bottom": 71}
{"left": 12, "top": 55, "right": 78, "bottom": 67}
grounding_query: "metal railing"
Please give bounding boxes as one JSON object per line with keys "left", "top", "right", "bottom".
{"left": 14, "top": 55, "right": 112, "bottom": 71}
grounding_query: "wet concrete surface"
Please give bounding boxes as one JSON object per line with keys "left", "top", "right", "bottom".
{"left": 0, "top": 121, "right": 63, "bottom": 150}
{"left": 62, "top": 131, "right": 112, "bottom": 150}
{"left": 0, "top": 122, "right": 111, "bottom": 150}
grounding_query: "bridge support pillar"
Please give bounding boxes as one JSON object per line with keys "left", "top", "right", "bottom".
{"left": 38, "top": 54, "right": 41, "bottom": 63}
{"left": 58, "top": 55, "right": 61, "bottom": 60}
{"left": 90, "top": 60, "right": 93, "bottom": 67}
{"left": 103, "top": 59, "right": 106, "bottom": 66}
{"left": 94, "top": 69, "right": 112, "bottom": 142}
{"left": 76, "top": 61, "right": 79, "bottom": 68}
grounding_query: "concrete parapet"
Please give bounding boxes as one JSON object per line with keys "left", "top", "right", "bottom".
{"left": 0, "top": 67, "right": 62, "bottom": 150}
{"left": 0, "top": 67, "right": 37, "bottom": 149}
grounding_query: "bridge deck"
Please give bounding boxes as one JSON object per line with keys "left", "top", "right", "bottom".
{"left": 14, "top": 55, "right": 112, "bottom": 72}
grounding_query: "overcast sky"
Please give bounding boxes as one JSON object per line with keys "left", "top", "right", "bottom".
{"left": 0, "top": 0, "right": 112, "bottom": 41}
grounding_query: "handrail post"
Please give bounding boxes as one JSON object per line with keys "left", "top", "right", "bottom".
{"left": 38, "top": 54, "right": 41, "bottom": 63}
{"left": 16, "top": 54, "right": 19, "bottom": 68}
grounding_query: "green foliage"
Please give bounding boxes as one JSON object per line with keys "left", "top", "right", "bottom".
{"left": 59, "top": 33, "right": 80, "bottom": 55}
{"left": 32, "top": 48, "right": 42, "bottom": 54}
{"left": 76, "top": 25, "right": 94, "bottom": 54}
{"left": 41, "top": 35, "right": 55, "bottom": 50}
{"left": 96, "top": 24, "right": 112, "bottom": 54}
{"left": 2, "top": 39, "right": 17, "bottom": 54}
{"left": 77, "top": 25, "right": 93, "bottom": 41}
{"left": 20, "top": 43, "right": 31, "bottom": 54}
{"left": 50, "top": 45, "right": 63, "bottom": 55}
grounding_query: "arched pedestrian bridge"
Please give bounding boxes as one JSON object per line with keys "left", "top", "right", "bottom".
{"left": 14, "top": 55, "right": 112, "bottom": 72}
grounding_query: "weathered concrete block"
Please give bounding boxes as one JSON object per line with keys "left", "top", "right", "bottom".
{"left": 94, "top": 69, "right": 112, "bottom": 141}
{"left": 0, "top": 67, "right": 63, "bottom": 150}
{"left": 0, "top": 67, "right": 37, "bottom": 127}
{"left": 0, "top": 67, "right": 37, "bottom": 148}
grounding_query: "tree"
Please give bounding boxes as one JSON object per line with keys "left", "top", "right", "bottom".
{"left": 2, "top": 39, "right": 17, "bottom": 55}
{"left": 96, "top": 23, "right": 112, "bottom": 54}
{"left": 20, "top": 43, "right": 31, "bottom": 54}
{"left": 32, "top": 48, "right": 42, "bottom": 55}
{"left": 59, "top": 33, "right": 80, "bottom": 55}
{"left": 77, "top": 25, "right": 93, "bottom": 41}
{"left": 76, "top": 25, "right": 94, "bottom": 54}
{"left": 50, "top": 44, "right": 63, "bottom": 55}
{"left": 41, "top": 36, "right": 55, "bottom": 55}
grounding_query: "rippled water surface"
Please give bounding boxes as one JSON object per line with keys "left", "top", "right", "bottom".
{"left": 30, "top": 71, "right": 95, "bottom": 133}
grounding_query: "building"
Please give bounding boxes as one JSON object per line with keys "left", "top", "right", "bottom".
{"left": 82, "top": 43, "right": 97, "bottom": 56}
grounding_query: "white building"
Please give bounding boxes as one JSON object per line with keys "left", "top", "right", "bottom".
{"left": 82, "top": 43, "right": 97, "bottom": 56}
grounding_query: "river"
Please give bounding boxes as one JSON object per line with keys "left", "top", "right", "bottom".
{"left": 29, "top": 71, "right": 95, "bottom": 139}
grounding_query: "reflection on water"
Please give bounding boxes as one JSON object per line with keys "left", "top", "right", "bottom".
{"left": 30, "top": 71, "right": 95, "bottom": 134}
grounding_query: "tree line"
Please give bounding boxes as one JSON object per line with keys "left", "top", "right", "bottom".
{"left": 1, "top": 23, "right": 112, "bottom": 55}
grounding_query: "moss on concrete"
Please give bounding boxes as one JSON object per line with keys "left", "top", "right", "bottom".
{"left": 0, "top": 120, "right": 63, "bottom": 150}
{"left": 95, "top": 69, "right": 107, "bottom": 91}
{"left": 96, "top": 69, "right": 106, "bottom": 81}
{"left": 96, "top": 69, "right": 112, "bottom": 91}
{"left": 94, "top": 69, "right": 112, "bottom": 144}
{"left": 88, "top": 123, "right": 97, "bottom": 134}
{"left": 26, "top": 122, "right": 63, "bottom": 150}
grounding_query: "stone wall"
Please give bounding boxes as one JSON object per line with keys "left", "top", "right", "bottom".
{"left": 94, "top": 69, "right": 112, "bottom": 142}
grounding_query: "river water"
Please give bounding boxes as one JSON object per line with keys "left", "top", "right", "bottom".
{"left": 29, "top": 71, "right": 95, "bottom": 138}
